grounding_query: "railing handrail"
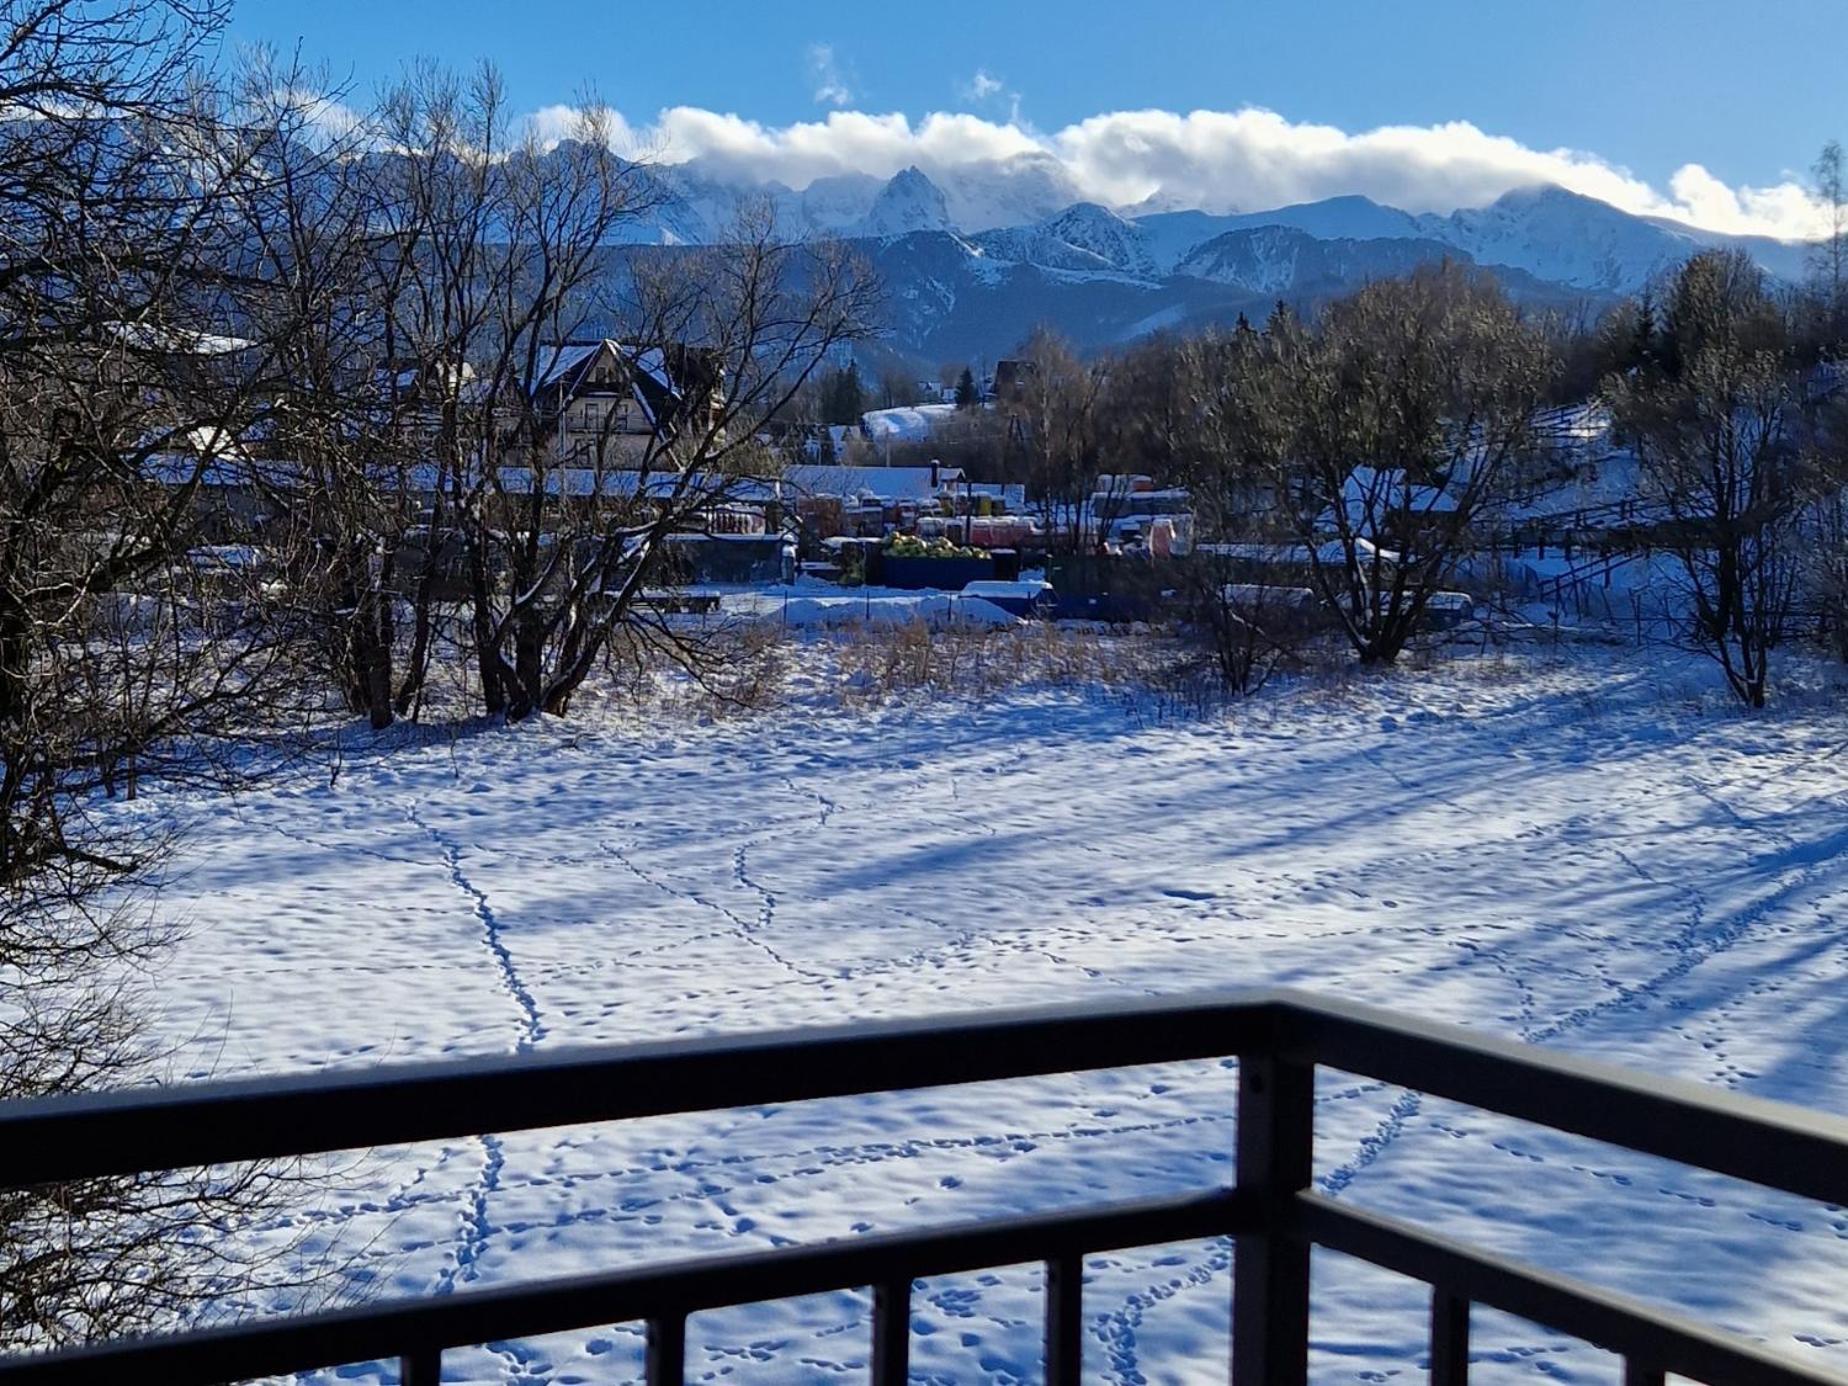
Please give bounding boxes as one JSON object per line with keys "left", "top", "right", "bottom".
{"left": 9, "top": 987, "right": 1848, "bottom": 1386}
{"left": 7, "top": 988, "right": 1848, "bottom": 1206}
{"left": 1282, "top": 990, "right": 1848, "bottom": 1208}
{"left": 0, "top": 989, "right": 1287, "bottom": 1187}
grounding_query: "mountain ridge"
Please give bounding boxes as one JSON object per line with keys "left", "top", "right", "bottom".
{"left": 588, "top": 154, "right": 1818, "bottom": 365}
{"left": 610, "top": 155, "right": 1813, "bottom": 292}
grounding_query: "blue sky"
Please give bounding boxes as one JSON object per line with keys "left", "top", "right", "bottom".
{"left": 227, "top": 0, "right": 1847, "bottom": 236}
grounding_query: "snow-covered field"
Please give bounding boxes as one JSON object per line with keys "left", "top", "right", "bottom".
{"left": 116, "top": 643, "right": 1848, "bottom": 1384}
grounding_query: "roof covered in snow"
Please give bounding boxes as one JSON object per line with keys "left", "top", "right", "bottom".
{"left": 861, "top": 404, "right": 959, "bottom": 443}
{"left": 783, "top": 464, "right": 963, "bottom": 502}
{"left": 488, "top": 466, "right": 777, "bottom": 502}
{"left": 1533, "top": 402, "right": 1616, "bottom": 449}
{"left": 1198, "top": 539, "right": 1399, "bottom": 567}
{"left": 104, "top": 320, "right": 253, "bottom": 357}
{"left": 527, "top": 342, "right": 605, "bottom": 393}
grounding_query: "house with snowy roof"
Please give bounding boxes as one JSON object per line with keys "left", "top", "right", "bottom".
{"left": 518, "top": 339, "right": 726, "bottom": 467}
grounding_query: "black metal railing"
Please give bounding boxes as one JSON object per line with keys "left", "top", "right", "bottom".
{"left": 3, "top": 988, "right": 1848, "bottom": 1385}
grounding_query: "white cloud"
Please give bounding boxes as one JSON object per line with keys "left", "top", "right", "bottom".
{"left": 807, "top": 44, "right": 853, "bottom": 109}
{"left": 291, "top": 91, "right": 366, "bottom": 144}
{"left": 526, "top": 102, "right": 638, "bottom": 151}
{"left": 620, "top": 107, "right": 1042, "bottom": 188}
{"left": 957, "top": 68, "right": 1023, "bottom": 127}
{"left": 530, "top": 99, "right": 1830, "bottom": 242}
{"left": 961, "top": 70, "right": 1005, "bottom": 103}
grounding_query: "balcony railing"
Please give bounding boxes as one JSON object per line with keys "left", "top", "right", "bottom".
{"left": 2, "top": 988, "right": 1847, "bottom": 1385}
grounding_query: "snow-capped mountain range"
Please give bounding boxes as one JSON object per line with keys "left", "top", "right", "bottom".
{"left": 615, "top": 153, "right": 1086, "bottom": 245}
{"left": 606, "top": 157, "right": 1818, "bottom": 363}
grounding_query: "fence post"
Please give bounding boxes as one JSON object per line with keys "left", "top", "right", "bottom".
{"left": 872, "top": 1278, "right": 911, "bottom": 1386}
{"left": 1231, "top": 1053, "right": 1314, "bottom": 1386}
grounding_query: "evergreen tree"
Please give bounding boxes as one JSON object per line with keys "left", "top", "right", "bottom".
{"left": 954, "top": 365, "right": 979, "bottom": 409}
{"left": 820, "top": 362, "right": 866, "bottom": 424}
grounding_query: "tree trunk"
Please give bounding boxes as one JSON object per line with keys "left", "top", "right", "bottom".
{"left": 467, "top": 538, "right": 505, "bottom": 717}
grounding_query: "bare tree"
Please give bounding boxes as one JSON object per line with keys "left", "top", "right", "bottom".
{"left": 215, "top": 58, "right": 427, "bottom": 731}
{"left": 1809, "top": 393, "right": 1848, "bottom": 662}
{"left": 1181, "top": 570, "right": 1325, "bottom": 695}
{"left": 1608, "top": 251, "right": 1817, "bottom": 706}
{"left": 464, "top": 197, "right": 878, "bottom": 719}
{"left": 1169, "top": 318, "right": 1287, "bottom": 539}
{"left": 1014, "top": 328, "right": 1114, "bottom": 552}
{"left": 0, "top": 1, "right": 337, "bottom": 1350}
{"left": 1811, "top": 141, "right": 1848, "bottom": 352}
{"left": 1165, "top": 321, "right": 1322, "bottom": 690}
{"left": 1265, "top": 265, "right": 1551, "bottom": 665}
{"left": 1099, "top": 333, "right": 1216, "bottom": 486}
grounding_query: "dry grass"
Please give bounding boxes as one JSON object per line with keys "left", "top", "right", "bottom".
{"left": 827, "top": 620, "right": 1181, "bottom": 707}
{"left": 586, "top": 617, "right": 1404, "bottom": 728}
{"left": 394, "top": 609, "right": 1562, "bottom": 735}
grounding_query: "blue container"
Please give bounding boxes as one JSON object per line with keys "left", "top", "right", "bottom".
{"left": 878, "top": 555, "right": 996, "bottom": 590}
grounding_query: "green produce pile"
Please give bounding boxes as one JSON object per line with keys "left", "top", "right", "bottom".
{"left": 886, "top": 534, "right": 984, "bottom": 561}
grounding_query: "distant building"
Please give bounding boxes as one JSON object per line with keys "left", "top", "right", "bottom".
{"left": 522, "top": 339, "right": 725, "bottom": 465}
{"left": 991, "top": 359, "right": 1034, "bottom": 406}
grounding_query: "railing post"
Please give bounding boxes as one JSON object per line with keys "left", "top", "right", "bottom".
{"left": 401, "top": 1347, "right": 442, "bottom": 1386}
{"left": 646, "top": 1315, "right": 686, "bottom": 1386}
{"left": 1231, "top": 1052, "right": 1314, "bottom": 1386}
{"left": 872, "top": 1278, "right": 910, "bottom": 1386}
{"left": 1045, "top": 1251, "right": 1083, "bottom": 1386}
{"left": 1429, "top": 1290, "right": 1470, "bottom": 1386}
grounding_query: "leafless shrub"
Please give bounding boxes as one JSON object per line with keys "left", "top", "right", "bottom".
{"left": 824, "top": 620, "right": 1180, "bottom": 706}
{"left": 640, "top": 619, "right": 793, "bottom": 720}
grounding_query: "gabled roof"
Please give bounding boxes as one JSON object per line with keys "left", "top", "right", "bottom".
{"left": 526, "top": 340, "right": 720, "bottom": 435}
{"left": 526, "top": 341, "right": 610, "bottom": 396}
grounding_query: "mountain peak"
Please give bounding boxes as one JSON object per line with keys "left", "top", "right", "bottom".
{"left": 965, "top": 199, "right": 1161, "bottom": 279}
{"left": 1225, "top": 195, "right": 1424, "bottom": 243}
{"left": 889, "top": 164, "right": 934, "bottom": 190}
{"left": 1311, "top": 193, "right": 1393, "bottom": 211}
{"left": 857, "top": 166, "right": 953, "bottom": 238}
{"left": 1486, "top": 183, "right": 1610, "bottom": 215}
{"left": 1436, "top": 184, "right": 1686, "bottom": 292}
{"left": 1044, "top": 201, "right": 1136, "bottom": 232}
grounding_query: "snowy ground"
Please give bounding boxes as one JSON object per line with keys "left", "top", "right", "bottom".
{"left": 715, "top": 584, "right": 1020, "bottom": 629}
{"left": 111, "top": 641, "right": 1848, "bottom": 1384}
